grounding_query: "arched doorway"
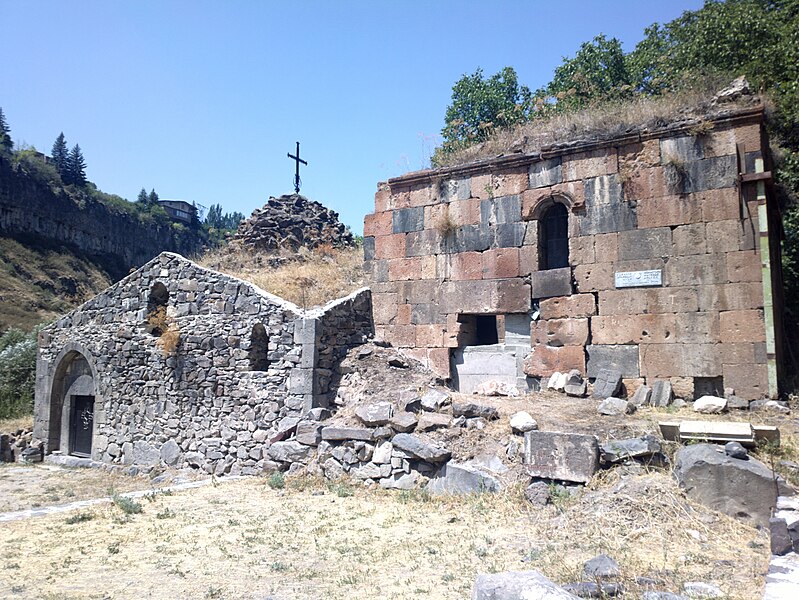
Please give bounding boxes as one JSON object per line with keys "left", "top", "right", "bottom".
{"left": 47, "top": 347, "right": 97, "bottom": 457}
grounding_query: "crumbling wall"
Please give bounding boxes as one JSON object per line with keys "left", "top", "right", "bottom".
{"left": 364, "top": 108, "right": 778, "bottom": 400}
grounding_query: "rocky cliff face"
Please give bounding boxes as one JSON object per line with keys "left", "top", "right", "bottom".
{"left": 0, "top": 155, "right": 205, "bottom": 280}
{"left": 232, "top": 194, "right": 354, "bottom": 251}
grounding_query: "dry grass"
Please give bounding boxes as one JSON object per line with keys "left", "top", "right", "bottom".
{"left": 435, "top": 79, "right": 765, "bottom": 168}
{"left": 199, "top": 244, "right": 365, "bottom": 309}
{"left": 0, "top": 471, "right": 769, "bottom": 599}
{"left": 0, "top": 415, "right": 33, "bottom": 434}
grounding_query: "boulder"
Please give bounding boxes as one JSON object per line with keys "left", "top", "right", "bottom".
{"left": 389, "top": 411, "right": 418, "bottom": 433}
{"left": 475, "top": 380, "right": 520, "bottom": 397}
{"left": 693, "top": 396, "right": 727, "bottom": 414}
{"left": 267, "top": 441, "right": 312, "bottom": 463}
{"left": 583, "top": 554, "right": 620, "bottom": 580}
{"left": 674, "top": 443, "right": 791, "bottom": 527}
{"left": 391, "top": 433, "right": 451, "bottom": 463}
{"left": 592, "top": 369, "right": 622, "bottom": 399}
{"left": 564, "top": 370, "right": 587, "bottom": 397}
{"left": 524, "top": 431, "right": 599, "bottom": 484}
{"left": 427, "top": 462, "right": 500, "bottom": 495}
{"left": 453, "top": 402, "right": 499, "bottom": 420}
{"left": 597, "top": 397, "right": 635, "bottom": 416}
{"left": 295, "top": 421, "right": 323, "bottom": 446}
{"left": 417, "top": 413, "right": 451, "bottom": 432}
{"left": 524, "top": 481, "right": 551, "bottom": 507}
{"left": 354, "top": 403, "right": 394, "bottom": 426}
{"left": 600, "top": 435, "right": 662, "bottom": 464}
{"left": 510, "top": 412, "right": 538, "bottom": 434}
{"left": 465, "top": 454, "right": 508, "bottom": 474}
{"left": 750, "top": 399, "right": 790, "bottom": 414}
{"left": 472, "top": 570, "right": 581, "bottom": 600}
{"left": 159, "top": 439, "right": 181, "bottom": 466}
{"left": 421, "top": 388, "right": 450, "bottom": 412}
{"left": 379, "top": 471, "right": 420, "bottom": 490}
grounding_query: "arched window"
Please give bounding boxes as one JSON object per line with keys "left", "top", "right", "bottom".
{"left": 146, "top": 282, "right": 169, "bottom": 336}
{"left": 249, "top": 324, "right": 270, "bottom": 371}
{"left": 540, "top": 203, "right": 569, "bottom": 270}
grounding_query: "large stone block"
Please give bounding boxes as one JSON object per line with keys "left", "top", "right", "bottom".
{"left": 439, "top": 178, "right": 471, "bottom": 202}
{"left": 660, "top": 135, "right": 704, "bottom": 162}
{"left": 697, "top": 282, "right": 763, "bottom": 312}
{"left": 481, "top": 195, "right": 521, "bottom": 225}
{"left": 442, "top": 279, "right": 531, "bottom": 314}
{"left": 573, "top": 263, "right": 614, "bottom": 293}
{"left": 639, "top": 343, "right": 721, "bottom": 378}
{"left": 362, "top": 236, "right": 375, "bottom": 261}
{"left": 591, "top": 314, "right": 677, "bottom": 345}
{"left": 539, "top": 294, "right": 596, "bottom": 319}
{"left": 562, "top": 148, "right": 617, "bottom": 181}
{"left": 617, "top": 227, "right": 672, "bottom": 261}
{"left": 374, "top": 233, "right": 407, "bottom": 260}
{"left": 388, "top": 257, "right": 422, "bottom": 281}
{"left": 392, "top": 206, "right": 425, "bottom": 233}
{"left": 569, "top": 235, "right": 595, "bottom": 265}
{"left": 523, "top": 430, "right": 600, "bottom": 483}
{"left": 719, "top": 309, "right": 765, "bottom": 343}
{"left": 482, "top": 248, "right": 521, "bottom": 279}
{"left": 529, "top": 158, "right": 562, "bottom": 189}
{"left": 726, "top": 250, "right": 762, "bottom": 283}
{"left": 530, "top": 267, "right": 572, "bottom": 299}
{"left": 665, "top": 254, "right": 727, "bottom": 286}
{"left": 723, "top": 363, "right": 769, "bottom": 400}
{"left": 683, "top": 155, "right": 738, "bottom": 193}
{"left": 452, "top": 224, "right": 493, "bottom": 253}
{"left": 706, "top": 220, "right": 745, "bottom": 254}
{"left": 426, "top": 461, "right": 501, "bottom": 495}
{"left": 586, "top": 344, "right": 639, "bottom": 378}
{"left": 405, "top": 229, "right": 441, "bottom": 257}
{"left": 698, "top": 188, "right": 741, "bottom": 222}
{"left": 363, "top": 211, "right": 393, "bottom": 237}
{"left": 580, "top": 174, "right": 636, "bottom": 235}
{"left": 531, "top": 318, "right": 589, "bottom": 347}
{"left": 493, "top": 223, "right": 526, "bottom": 248}
{"left": 523, "top": 345, "right": 585, "bottom": 378}
{"left": 672, "top": 223, "right": 707, "bottom": 255}
{"left": 450, "top": 252, "right": 484, "bottom": 281}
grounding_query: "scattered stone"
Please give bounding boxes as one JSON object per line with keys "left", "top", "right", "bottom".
{"left": 320, "top": 426, "right": 374, "bottom": 442}
{"left": 466, "top": 417, "right": 487, "bottom": 430}
{"left": 751, "top": 399, "right": 790, "bottom": 414}
{"left": 510, "top": 412, "right": 538, "bottom": 434}
{"left": 693, "top": 396, "right": 727, "bottom": 414}
{"left": 650, "top": 381, "right": 673, "bottom": 407}
{"left": 563, "top": 582, "right": 623, "bottom": 598}
{"left": 305, "top": 407, "right": 331, "bottom": 421}
{"left": 725, "top": 394, "right": 749, "bottom": 410}
{"left": 770, "top": 517, "right": 793, "bottom": 556}
{"left": 453, "top": 402, "right": 499, "bottom": 420}
{"left": 592, "top": 369, "right": 623, "bottom": 399}
{"left": 356, "top": 347, "right": 373, "bottom": 359}
{"left": 372, "top": 441, "right": 393, "bottom": 465}
{"left": 295, "top": 421, "right": 323, "bottom": 446}
{"left": 642, "top": 593, "right": 688, "bottom": 600}
{"left": 354, "top": 403, "right": 394, "bottom": 427}
{"left": 417, "top": 413, "right": 451, "bottom": 432}
{"left": 379, "top": 471, "right": 420, "bottom": 490}
{"left": 427, "top": 462, "right": 500, "bottom": 495}
{"left": 547, "top": 372, "right": 568, "bottom": 392}
{"left": 20, "top": 446, "right": 42, "bottom": 463}
{"left": 391, "top": 433, "right": 451, "bottom": 463}
{"left": 267, "top": 441, "right": 312, "bottom": 463}
{"left": 388, "top": 357, "right": 409, "bottom": 369}
{"left": 564, "top": 370, "right": 587, "bottom": 397}
{"left": 600, "top": 435, "right": 661, "bottom": 464}
{"left": 184, "top": 451, "right": 204, "bottom": 468}
{"left": 475, "top": 380, "right": 520, "bottom": 397}
{"left": 472, "top": 570, "right": 581, "bottom": 600}
{"left": 466, "top": 454, "right": 508, "bottom": 474}
{"left": 524, "top": 481, "right": 552, "bottom": 507}
{"left": 724, "top": 441, "right": 748, "bottom": 460}
{"left": 631, "top": 385, "right": 652, "bottom": 407}
{"left": 421, "top": 388, "right": 451, "bottom": 412}
{"left": 674, "top": 443, "right": 791, "bottom": 527}
{"left": 712, "top": 75, "right": 751, "bottom": 105}
{"left": 583, "top": 554, "right": 620, "bottom": 580}
{"left": 389, "top": 411, "right": 418, "bottom": 433}
{"left": 682, "top": 582, "right": 723, "bottom": 598}
{"left": 597, "top": 397, "right": 636, "bottom": 416}
{"left": 159, "top": 439, "right": 181, "bottom": 466}
{"left": 671, "top": 398, "right": 687, "bottom": 409}
{"left": 398, "top": 390, "right": 422, "bottom": 413}
{"left": 524, "top": 430, "right": 600, "bottom": 483}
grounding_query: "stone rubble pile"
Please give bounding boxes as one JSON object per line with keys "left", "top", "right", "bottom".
{"left": 232, "top": 194, "right": 355, "bottom": 252}
{"left": 0, "top": 428, "right": 34, "bottom": 462}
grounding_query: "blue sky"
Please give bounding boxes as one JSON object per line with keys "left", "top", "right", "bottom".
{"left": 2, "top": 0, "right": 704, "bottom": 234}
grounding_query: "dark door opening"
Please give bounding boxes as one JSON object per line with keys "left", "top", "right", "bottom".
{"left": 474, "top": 315, "right": 499, "bottom": 345}
{"left": 70, "top": 395, "right": 94, "bottom": 457}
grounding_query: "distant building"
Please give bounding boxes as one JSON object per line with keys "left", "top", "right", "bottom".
{"left": 158, "top": 200, "right": 197, "bottom": 224}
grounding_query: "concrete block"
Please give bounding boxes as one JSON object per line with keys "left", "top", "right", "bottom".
{"left": 618, "top": 227, "right": 672, "bottom": 261}
{"left": 529, "top": 157, "right": 562, "bottom": 189}
{"left": 586, "top": 345, "right": 640, "bottom": 378}
{"left": 539, "top": 294, "right": 596, "bottom": 319}
{"left": 523, "top": 345, "right": 585, "bottom": 377}
{"left": 530, "top": 267, "right": 572, "bottom": 299}
{"left": 523, "top": 430, "right": 600, "bottom": 483}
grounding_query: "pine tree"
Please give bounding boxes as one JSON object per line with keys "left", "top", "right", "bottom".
{"left": 66, "top": 144, "right": 86, "bottom": 186}
{"left": 137, "top": 188, "right": 148, "bottom": 203}
{"left": 148, "top": 189, "right": 159, "bottom": 205}
{"left": 51, "top": 133, "right": 68, "bottom": 178}
{"left": 0, "top": 108, "right": 12, "bottom": 152}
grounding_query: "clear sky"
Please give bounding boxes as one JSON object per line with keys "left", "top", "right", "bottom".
{"left": 2, "top": 0, "right": 705, "bottom": 234}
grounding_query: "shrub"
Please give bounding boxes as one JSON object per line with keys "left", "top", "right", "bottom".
{"left": 267, "top": 472, "right": 285, "bottom": 490}
{"left": 0, "top": 326, "right": 38, "bottom": 419}
{"left": 111, "top": 491, "right": 143, "bottom": 515}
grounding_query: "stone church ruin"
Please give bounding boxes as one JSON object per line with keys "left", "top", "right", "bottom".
{"left": 364, "top": 103, "right": 784, "bottom": 401}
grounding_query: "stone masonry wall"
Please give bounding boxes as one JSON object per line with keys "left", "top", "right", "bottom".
{"left": 364, "top": 108, "right": 777, "bottom": 400}
{"left": 34, "top": 252, "right": 372, "bottom": 475}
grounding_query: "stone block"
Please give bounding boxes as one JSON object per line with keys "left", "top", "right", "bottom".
{"left": 405, "top": 229, "right": 441, "bottom": 257}
{"left": 481, "top": 195, "right": 521, "bottom": 225}
{"left": 720, "top": 309, "right": 765, "bottom": 343}
{"left": 415, "top": 324, "right": 443, "bottom": 348}
{"left": 268, "top": 441, "right": 312, "bottom": 463}
{"left": 391, "top": 433, "right": 450, "bottom": 462}
{"left": 650, "top": 380, "right": 673, "bottom": 407}
{"left": 562, "top": 148, "right": 617, "bottom": 181}
{"left": 666, "top": 254, "right": 727, "bottom": 286}
{"left": 364, "top": 211, "right": 393, "bottom": 237}
{"left": 392, "top": 206, "right": 425, "bottom": 233}
{"left": 411, "top": 303, "right": 443, "bottom": 325}
{"left": 417, "top": 412, "right": 451, "bottom": 432}
{"left": 355, "top": 403, "right": 394, "bottom": 427}
{"left": 452, "top": 224, "right": 492, "bottom": 253}
{"left": 426, "top": 462, "right": 500, "bottom": 495}
{"left": 530, "top": 267, "right": 572, "bottom": 299}
{"left": 586, "top": 345, "right": 639, "bottom": 378}
{"left": 569, "top": 236, "right": 595, "bottom": 265}
{"left": 723, "top": 363, "right": 768, "bottom": 400}
{"left": 539, "top": 294, "right": 596, "bottom": 319}
{"left": 439, "top": 178, "right": 471, "bottom": 202}
{"left": 493, "top": 171, "right": 528, "bottom": 197}
{"left": 640, "top": 344, "right": 721, "bottom": 378}
{"left": 597, "top": 289, "right": 646, "bottom": 316}
{"left": 623, "top": 166, "right": 668, "bottom": 201}
{"left": 374, "top": 233, "right": 407, "bottom": 260}
{"left": 531, "top": 318, "right": 589, "bottom": 347}
{"left": 523, "top": 430, "right": 600, "bottom": 483}
{"left": 494, "top": 223, "right": 526, "bottom": 248}
{"left": 618, "top": 227, "right": 672, "bottom": 261}
{"left": 594, "top": 233, "right": 618, "bottom": 262}
{"left": 409, "top": 183, "right": 434, "bottom": 208}
{"left": 697, "top": 282, "right": 763, "bottom": 312}
{"left": 631, "top": 384, "right": 652, "bottom": 406}
{"left": 672, "top": 223, "right": 707, "bottom": 255}
{"left": 482, "top": 248, "right": 520, "bottom": 279}
{"left": 638, "top": 194, "right": 704, "bottom": 229}
{"left": 450, "top": 251, "right": 484, "bottom": 281}
{"left": 706, "top": 220, "right": 745, "bottom": 254}
{"left": 592, "top": 369, "right": 623, "bottom": 399}
{"left": 619, "top": 139, "right": 661, "bottom": 170}
{"left": 523, "top": 345, "right": 585, "bottom": 377}
{"left": 591, "top": 314, "right": 677, "bottom": 345}
{"left": 321, "top": 426, "right": 374, "bottom": 442}
{"left": 580, "top": 174, "right": 636, "bottom": 235}
{"left": 295, "top": 421, "right": 323, "bottom": 446}
{"left": 644, "top": 287, "right": 700, "bottom": 314}
{"left": 598, "top": 396, "right": 636, "bottom": 415}
{"left": 441, "top": 279, "right": 531, "bottom": 314}
{"left": 683, "top": 155, "right": 738, "bottom": 193}
{"left": 472, "top": 570, "right": 581, "bottom": 600}
{"left": 698, "top": 188, "right": 742, "bottom": 222}
{"left": 660, "top": 135, "right": 704, "bottom": 163}
{"left": 447, "top": 198, "right": 481, "bottom": 226}
{"left": 574, "top": 262, "right": 614, "bottom": 293}
{"left": 726, "top": 250, "right": 761, "bottom": 282}
{"left": 529, "top": 157, "right": 562, "bottom": 188}
{"left": 388, "top": 257, "right": 422, "bottom": 281}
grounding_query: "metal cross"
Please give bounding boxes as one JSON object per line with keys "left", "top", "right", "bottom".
{"left": 287, "top": 141, "right": 307, "bottom": 194}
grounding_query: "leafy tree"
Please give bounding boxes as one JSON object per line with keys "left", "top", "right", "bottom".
{"left": 65, "top": 144, "right": 87, "bottom": 186}
{"left": 540, "top": 35, "right": 633, "bottom": 111}
{"left": 0, "top": 108, "right": 12, "bottom": 153}
{"left": 205, "top": 203, "right": 244, "bottom": 231}
{"left": 51, "top": 132, "right": 68, "bottom": 178}
{"left": 136, "top": 187, "right": 149, "bottom": 204}
{"left": 0, "top": 327, "right": 38, "bottom": 419}
{"left": 148, "top": 188, "right": 159, "bottom": 206}
{"left": 440, "top": 67, "right": 533, "bottom": 152}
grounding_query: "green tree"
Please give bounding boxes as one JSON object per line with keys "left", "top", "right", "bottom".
{"left": 440, "top": 67, "right": 533, "bottom": 151}
{"left": 136, "top": 187, "right": 149, "bottom": 204}
{"left": 51, "top": 132, "right": 68, "bottom": 178}
{"left": 148, "top": 188, "right": 159, "bottom": 205}
{"left": 65, "top": 144, "right": 86, "bottom": 186}
{"left": 0, "top": 107, "right": 12, "bottom": 153}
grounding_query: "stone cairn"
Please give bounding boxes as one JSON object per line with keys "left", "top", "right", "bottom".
{"left": 232, "top": 194, "right": 354, "bottom": 252}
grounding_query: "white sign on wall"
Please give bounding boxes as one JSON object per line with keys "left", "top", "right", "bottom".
{"left": 614, "top": 269, "right": 663, "bottom": 288}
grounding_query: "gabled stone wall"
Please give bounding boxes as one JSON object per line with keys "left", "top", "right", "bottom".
{"left": 33, "top": 252, "right": 372, "bottom": 475}
{"left": 364, "top": 107, "right": 780, "bottom": 400}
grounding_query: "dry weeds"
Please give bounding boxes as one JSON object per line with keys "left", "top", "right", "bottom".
{"left": 0, "top": 415, "right": 33, "bottom": 435}
{"left": 0, "top": 469, "right": 770, "bottom": 600}
{"left": 199, "top": 245, "right": 364, "bottom": 309}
